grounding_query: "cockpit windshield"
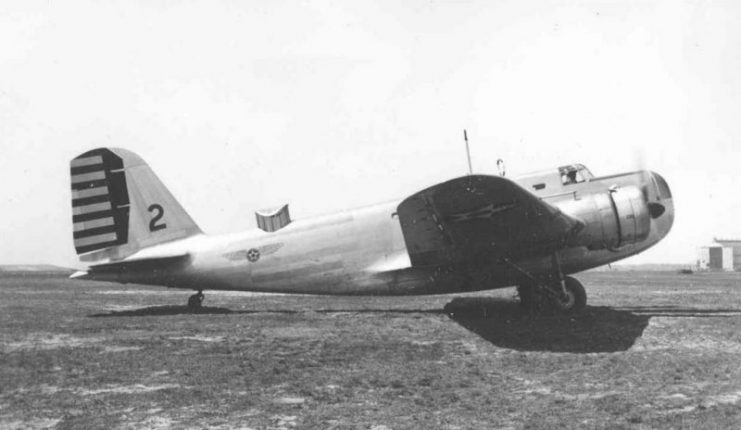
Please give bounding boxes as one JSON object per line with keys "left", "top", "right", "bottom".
{"left": 559, "top": 164, "right": 593, "bottom": 185}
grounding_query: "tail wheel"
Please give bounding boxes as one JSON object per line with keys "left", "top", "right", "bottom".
{"left": 553, "top": 276, "right": 586, "bottom": 313}
{"left": 187, "top": 291, "right": 204, "bottom": 310}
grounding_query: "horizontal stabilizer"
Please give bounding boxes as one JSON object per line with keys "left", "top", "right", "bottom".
{"left": 87, "top": 254, "right": 190, "bottom": 274}
{"left": 71, "top": 253, "right": 190, "bottom": 282}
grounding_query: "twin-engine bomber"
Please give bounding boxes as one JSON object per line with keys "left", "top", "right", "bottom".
{"left": 70, "top": 148, "right": 674, "bottom": 312}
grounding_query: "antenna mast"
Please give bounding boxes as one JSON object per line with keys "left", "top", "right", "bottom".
{"left": 463, "top": 129, "right": 473, "bottom": 175}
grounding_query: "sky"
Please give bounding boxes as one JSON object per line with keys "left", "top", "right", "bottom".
{"left": 1, "top": 0, "right": 740, "bottom": 267}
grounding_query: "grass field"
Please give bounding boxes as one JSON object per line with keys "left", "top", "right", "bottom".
{"left": 2, "top": 271, "right": 741, "bottom": 429}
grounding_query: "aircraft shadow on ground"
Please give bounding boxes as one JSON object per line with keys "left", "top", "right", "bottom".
{"left": 612, "top": 306, "right": 741, "bottom": 317}
{"left": 89, "top": 305, "right": 238, "bottom": 317}
{"left": 88, "top": 306, "right": 445, "bottom": 318}
{"left": 87, "top": 301, "right": 738, "bottom": 353}
{"left": 443, "top": 297, "right": 650, "bottom": 353}
{"left": 90, "top": 301, "right": 649, "bottom": 354}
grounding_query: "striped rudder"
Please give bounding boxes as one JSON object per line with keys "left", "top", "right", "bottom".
{"left": 70, "top": 148, "right": 202, "bottom": 263}
{"left": 71, "top": 149, "right": 130, "bottom": 255}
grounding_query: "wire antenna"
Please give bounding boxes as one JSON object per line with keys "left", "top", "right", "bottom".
{"left": 463, "top": 129, "right": 473, "bottom": 175}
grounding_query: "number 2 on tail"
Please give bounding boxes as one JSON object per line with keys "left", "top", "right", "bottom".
{"left": 148, "top": 204, "right": 167, "bottom": 232}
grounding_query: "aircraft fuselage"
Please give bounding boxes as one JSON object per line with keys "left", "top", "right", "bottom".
{"left": 86, "top": 169, "right": 674, "bottom": 296}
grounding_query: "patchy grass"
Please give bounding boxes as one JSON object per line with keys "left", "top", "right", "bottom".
{"left": 2, "top": 271, "right": 741, "bottom": 429}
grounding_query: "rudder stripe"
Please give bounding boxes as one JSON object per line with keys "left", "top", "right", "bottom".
{"left": 70, "top": 148, "right": 130, "bottom": 255}
{"left": 71, "top": 179, "right": 108, "bottom": 191}
{"left": 73, "top": 224, "right": 118, "bottom": 239}
{"left": 71, "top": 164, "right": 105, "bottom": 175}
{"left": 73, "top": 210, "right": 115, "bottom": 223}
{"left": 72, "top": 194, "right": 110, "bottom": 207}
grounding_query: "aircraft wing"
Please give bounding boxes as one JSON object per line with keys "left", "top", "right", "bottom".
{"left": 396, "top": 175, "right": 583, "bottom": 267}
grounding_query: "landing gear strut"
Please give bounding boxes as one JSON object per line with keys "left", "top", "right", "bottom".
{"left": 507, "top": 255, "right": 587, "bottom": 313}
{"left": 187, "top": 290, "right": 204, "bottom": 310}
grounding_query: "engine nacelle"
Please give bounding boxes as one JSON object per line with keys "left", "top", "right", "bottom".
{"left": 560, "top": 185, "right": 651, "bottom": 250}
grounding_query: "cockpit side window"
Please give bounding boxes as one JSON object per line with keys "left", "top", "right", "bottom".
{"left": 577, "top": 164, "right": 594, "bottom": 180}
{"left": 559, "top": 164, "right": 592, "bottom": 186}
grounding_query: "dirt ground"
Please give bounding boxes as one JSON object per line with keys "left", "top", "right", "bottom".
{"left": 2, "top": 271, "right": 741, "bottom": 429}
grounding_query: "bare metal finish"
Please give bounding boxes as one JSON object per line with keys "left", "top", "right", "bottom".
{"left": 69, "top": 149, "right": 674, "bottom": 312}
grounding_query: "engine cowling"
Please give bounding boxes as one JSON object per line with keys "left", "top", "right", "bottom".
{"left": 562, "top": 185, "right": 651, "bottom": 250}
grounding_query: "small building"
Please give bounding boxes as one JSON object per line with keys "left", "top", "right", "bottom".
{"left": 697, "top": 238, "right": 741, "bottom": 271}
{"left": 713, "top": 238, "right": 741, "bottom": 271}
{"left": 698, "top": 246, "right": 733, "bottom": 271}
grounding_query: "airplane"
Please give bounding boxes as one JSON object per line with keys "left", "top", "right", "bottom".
{"left": 69, "top": 147, "right": 674, "bottom": 312}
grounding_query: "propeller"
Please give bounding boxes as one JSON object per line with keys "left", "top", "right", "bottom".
{"left": 632, "top": 146, "right": 666, "bottom": 219}
{"left": 632, "top": 145, "right": 649, "bottom": 172}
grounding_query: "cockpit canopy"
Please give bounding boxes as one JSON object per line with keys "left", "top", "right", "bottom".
{"left": 559, "top": 164, "right": 594, "bottom": 185}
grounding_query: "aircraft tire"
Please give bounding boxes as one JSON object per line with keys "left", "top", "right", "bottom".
{"left": 554, "top": 276, "right": 586, "bottom": 313}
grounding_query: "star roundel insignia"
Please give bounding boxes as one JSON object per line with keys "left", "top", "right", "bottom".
{"left": 246, "top": 248, "right": 260, "bottom": 262}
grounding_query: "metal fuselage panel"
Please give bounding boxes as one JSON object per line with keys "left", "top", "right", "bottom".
{"left": 108, "top": 170, "right": 673, "bottom": 295}
{"left": 162, "top": 202, "right": 434, "bottom": 295}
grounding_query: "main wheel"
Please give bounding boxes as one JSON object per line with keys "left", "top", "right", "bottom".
{"left": 552, "top": 276, "right": 586, "bottom": 313}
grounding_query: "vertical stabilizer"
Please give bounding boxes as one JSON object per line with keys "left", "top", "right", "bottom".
{"left": 71, "top": 148, "right": 201, "bottom": 263}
